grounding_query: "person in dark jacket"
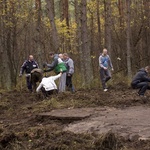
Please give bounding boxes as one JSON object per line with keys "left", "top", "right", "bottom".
{"left": 131, "top": 66, "right": 150, "bottom": 97}
{"left": 19, "top": 55, "right": 39, "bottom": 92}
{"left": 44, "top": 52, "right": 67, "bottom": 92}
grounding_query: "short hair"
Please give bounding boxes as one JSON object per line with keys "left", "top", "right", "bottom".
{"left": 63, "top": 53, "right": 69, "bottom": 57}
{"left": 49, "top": 52, "right": 54, "bottom": 56}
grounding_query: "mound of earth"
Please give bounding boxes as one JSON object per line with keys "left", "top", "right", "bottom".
{"left": 0, "top": 87, "right": 150, "bottom": 149}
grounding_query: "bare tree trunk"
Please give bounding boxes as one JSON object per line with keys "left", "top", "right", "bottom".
{"left": 74, "top": 0, "right": 85, "bottom": 85}
{"left": 104, "top": 0, "right": 112, "bottom": 56}
{"left": 46, "top": 0, "right": 59, "bottom": 52}
{"left": 35, "top": 0, "right": 43, "bottom": 68}
{"left": 96, "top": 0, "right": 102, "bottom": 51}
{"left": 80, "top": 0, "right": 93, "bottom": 87}
{"left": 126, "top": 0, "right": 132, "bottom": 79}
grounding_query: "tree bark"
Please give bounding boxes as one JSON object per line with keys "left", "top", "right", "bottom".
{"left": 46, "top": 0, "right": 60, "bottom": 52}
{"left": 104, "top": 0, "right": 112, "bottom": 56}
{"left": 80, "top": 0, "right": 93, "bottom": 87}
{"left": 126, "top": 0, "right": 132, "bottom": 79}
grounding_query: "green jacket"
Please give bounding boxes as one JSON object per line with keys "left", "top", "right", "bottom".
{"left": 54, "top": 62, "right": 67, "bottom": 74}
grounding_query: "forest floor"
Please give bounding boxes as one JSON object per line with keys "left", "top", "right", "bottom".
{"left": 0, "top": 83, "right": 150, "bottom": 150}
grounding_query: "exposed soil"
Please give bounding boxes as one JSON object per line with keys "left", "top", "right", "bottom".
{"left": 0, "top": 85, "right": 150, "bottom": 150}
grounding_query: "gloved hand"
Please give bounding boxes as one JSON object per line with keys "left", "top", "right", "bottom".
{"left": 67, "top": 73, "right": 71, "bottom": 77}
{"left": 43, "top": 62, "right": 47, "bottom": 68}
{"left": 19, "top": 74, "right": 22, "bottom": 77}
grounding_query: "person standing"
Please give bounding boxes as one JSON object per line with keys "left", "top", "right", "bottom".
{"left": 99, "top": 49, "right": 114, "bottom": 91}
{"left": 63, "top": 53, "right": 75, "bottom": 92}
{"left": 44, "top": 52, "right": 67, "bottom": 92}
{"left": 131, "top": 66, "right": 150, "bottom": 97}
{"left": 19, "top": 55, "right": 39, "bottom": 92}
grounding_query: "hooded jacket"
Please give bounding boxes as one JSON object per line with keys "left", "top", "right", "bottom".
{"left": 131, "top": 68, "right": 150, "bottom": 87}
{"left": 46, "top": 54, "right": 67, "bottom": 74}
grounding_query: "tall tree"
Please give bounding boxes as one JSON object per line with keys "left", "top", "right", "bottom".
{"left": 46, "top": 0, "right": 60, "bottom": 51}
{"left": 80, "top": 0, "right": 93, "bottom": 87}
{"left": 126, "top": 0, "right": 132, "bottom": 79}
{"left": 104, "top": 0, "right": 112, "bottom": 56}
{"left": 96, "top": 0, "right": 102, "bottom": 51}
{"left": 35, "top": 0, "right": 43, "bottom": 67}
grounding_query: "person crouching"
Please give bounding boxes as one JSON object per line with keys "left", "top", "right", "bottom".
{"left": 36, "top": 72, "right": 62, "bottom": 97}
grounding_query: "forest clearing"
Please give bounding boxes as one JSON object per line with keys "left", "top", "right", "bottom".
{"left": 0, "top": 86, "right": 150, "bottom": 150}
{"left": 0, "top": 0, "right": 150, "bottom": 149}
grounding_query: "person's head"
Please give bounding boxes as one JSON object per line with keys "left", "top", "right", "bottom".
{"left": 49, "top": 52, "right": 55, "bottom": 58}
{"left": 59, "top": 53, "right": 64, "bottom": 60}
{"left": 102, "top": 48, "right": 108, "bottom": 55}
{"left": 145, "top": 66, "right": 150, "bottom": 73}
{"left": 63, "top": 53, "right": 69, "bottom": 60}
{"left": 29, "top": 55, "right": 34, "bottom": 61}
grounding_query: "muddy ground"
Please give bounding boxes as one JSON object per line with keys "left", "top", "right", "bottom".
{"left": 0, "top": 84, "right": 150, "bottom": 150}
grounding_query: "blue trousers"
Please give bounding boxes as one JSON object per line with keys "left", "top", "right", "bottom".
{"left": 100, "top": 68, "right": 111, "bottom": 89}
{"left": 132, "top": 82, "right": 150, "bottom": 95}
{"left": 26, "top": 76, "right": 32, "bottom": 91}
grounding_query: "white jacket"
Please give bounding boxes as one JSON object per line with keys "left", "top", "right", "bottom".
{"left": 36, "top": 74, "right": 61, "bottom": 92}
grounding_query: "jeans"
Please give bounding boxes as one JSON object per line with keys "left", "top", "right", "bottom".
{"left": 132, "top": 82, "right": 150, "bottom": 95}
{"left": 66, "top": 74, "right": 75, "bottom": 92}
{"left": 100, "top": 68, "right": 111, "bottom": 89}
{"left": 41, "top": 87, "right": 58, "bottom": 97}
{"left": 26, "top": 76, "right": 32, "bottom": 91}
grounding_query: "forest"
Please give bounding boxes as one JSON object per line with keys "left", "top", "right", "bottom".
{"left": 1, "top": 1, "right": 150, "bottom": 149}
{"left": 0, "top": 0, "right": 149, "bottom": 89}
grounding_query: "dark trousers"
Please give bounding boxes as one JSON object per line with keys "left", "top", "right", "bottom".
{"left": 41, "top": 87, "right": 58, "bottom": 97}
{"left": 66, "top": 75, "right": 75, "bottom": 92}
{"left": 26, "top": 76, "right": 32, "bottom": 91}
{"left": 100, "top": 68, "right": 111, "bottom": 89}
{"left": 132, "top": 82, "right": 150, "bottom": 96}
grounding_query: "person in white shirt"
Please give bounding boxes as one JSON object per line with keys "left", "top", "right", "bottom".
{"left": 36, "top": 72, "right": 62, "bottom": 97}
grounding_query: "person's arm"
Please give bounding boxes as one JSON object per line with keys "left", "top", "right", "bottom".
{"left": 36, "top": 82, "right": 43, "bottom": 92}
{"left": 50, "top": 73, "right": 62, "bottom": 81}
{"left": 68, "top": 59, "right": 74, "bottom": 74}
{"left": 19, "top": 61, "right": 26, "bottom": 75}
{"left": 46, "top": 59, "right": 58, "bottom": 72}
{"left": 35, "top": 61, "right": 39, "bottom": 68}
{"left": 142, "top": 73, "right": 150, "bottom": 82}
{"left": 108, "top": 55, "right": 114, "bottom": 70}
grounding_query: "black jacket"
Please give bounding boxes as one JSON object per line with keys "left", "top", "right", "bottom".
{"left": 20, "top": 60, "right": 39, "bottom": 74}
{"left": 131, "top": 68, "right": 150, "bottom": 87}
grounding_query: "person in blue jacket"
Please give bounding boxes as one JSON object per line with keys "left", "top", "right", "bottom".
{"left": 19, "top": 55, "right": 39, "bottom": 92}
{"left": 99, "top": 49, "right": 114, "bottom": 92}
{"left": 131, "top": 66, "right": 150, "bottom": 97}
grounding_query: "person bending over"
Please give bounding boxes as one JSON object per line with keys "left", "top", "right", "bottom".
{"left": 36, "top": 72, "right": 62, "bottom": 97}
{"left": 131, "top": 66, "right": 150, "bottom": 97}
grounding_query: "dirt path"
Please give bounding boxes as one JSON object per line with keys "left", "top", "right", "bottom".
{"left": 63, "top": 106, "right": 150, "bottom": 140}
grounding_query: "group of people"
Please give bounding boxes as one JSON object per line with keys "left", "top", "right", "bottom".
{"left": 19, "top": 53, "right": 75, "bottom": 97}
{"left": 20, "top": 48, "right": 150, "bottom": 98}
{"left": 99, "top": 48, "right": 150, "bottom": 97}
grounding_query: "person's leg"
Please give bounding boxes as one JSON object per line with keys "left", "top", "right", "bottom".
{"left": 66, "top": 75, "right": 74, "bottom": 92}
{"left": 136, "top": 82, "right": 149, "bottom": 96}
{"left": 41, "top": 87, "right": 48, "bottom": 97}
{"left": 26, "top": 76, "right": 32, "bottom": 92}
{"left": 100, "top": 68, "right": 106, "bottom": 89}
{"left": 48, "top": 89, "right": 58, "bottom": 95}
{"left": 105, "top": 69, "right": 111, "bottom": 83}
{"left": 59, "top": 72, "right": 66, "bottom": 92}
